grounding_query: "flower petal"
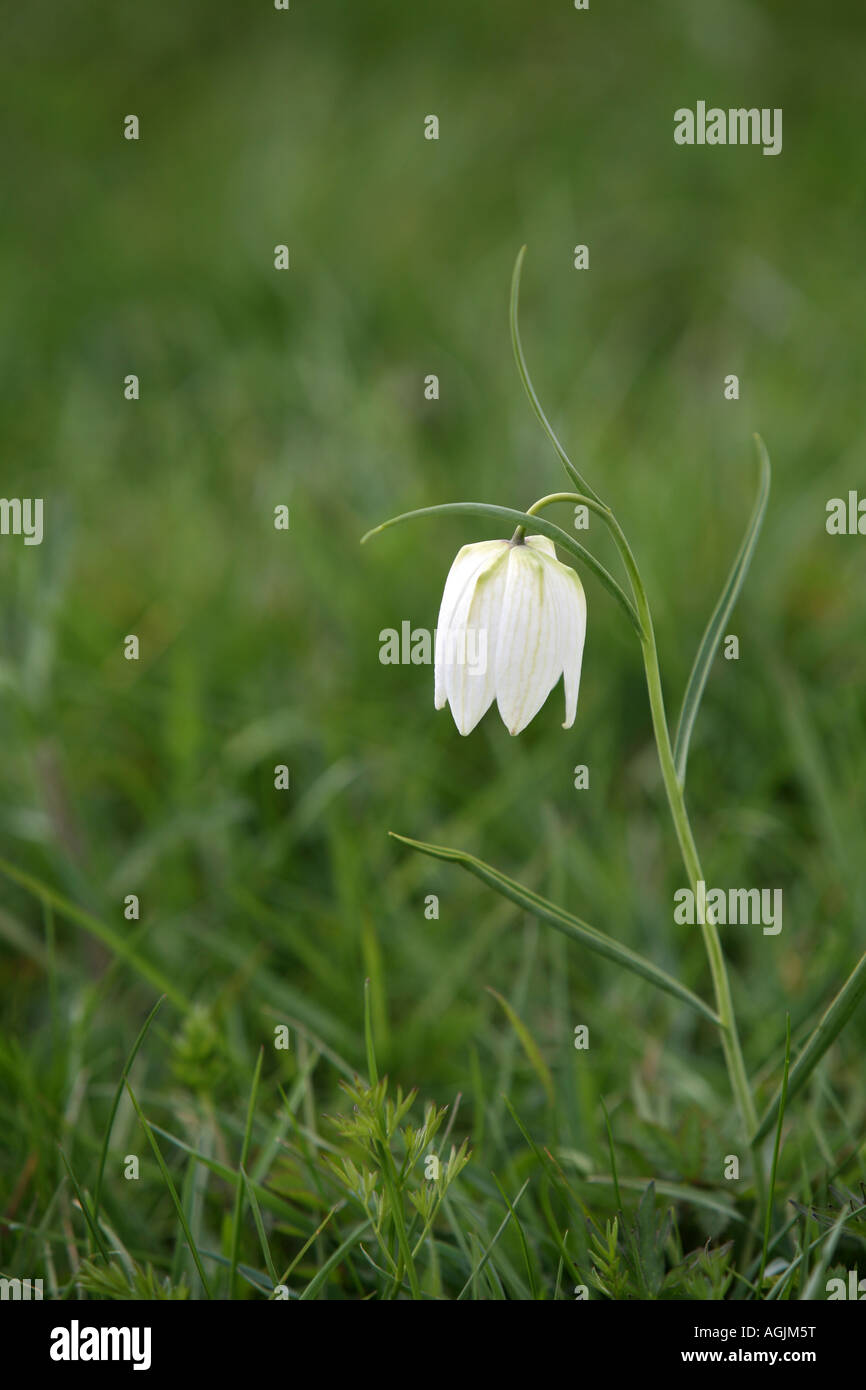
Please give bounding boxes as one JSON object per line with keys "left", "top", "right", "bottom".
{"left": 494, "top": 545, "right": 561, "bottom": 735}
{"left": 546, "top": 557, "right": 587, "bottom": 728}
{"left": 524, "top": 535, "right": 556, "bottom": 559}
{"left": 434, "top": 541, "right": 506, "bottom": 709}
{"left": 444, "top": 552, "right": 507, "bottom": 734}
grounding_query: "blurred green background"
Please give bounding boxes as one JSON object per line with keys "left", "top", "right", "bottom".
{"left": 1, "top": 0, "right": 864, "bottom": 1296}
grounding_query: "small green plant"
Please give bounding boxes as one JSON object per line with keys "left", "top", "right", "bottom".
{"left": 77, "top": 1258, "right": 190, "bottom": 1301}
{"left": 323, "top": 1074, "right": 470, "bottom": 1297}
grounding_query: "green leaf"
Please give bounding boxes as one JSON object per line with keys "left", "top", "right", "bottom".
{"left": 298, "top": 1219, "right": 373, "bottom": 1301}
{"left": 456, "top": 1179, "right": 531, "bottom": 1301}
{"left": 485, "top": 988, "right": 554, "bottom": 1108}
{"left": 93, "top": 995, "right": 166, "bottom": 1225}
{"left": 363, "top": 976, "right": 379, "bottom": 1086}
{"left": 0, "top": 857, "right": 190, "bottom": 1011}
{"left": 490, "top": 1169, "right": 540, "bottom": 1299}
{"left": 583, "top": 1174, "right": 747, "bottom": 1226}
{"left": 799, "top": 1204, "right": 857, "bottom": 1302}
{"left": 673, "top": 434, "right": 771, "bottom": 786}
{"left": 662, "top": 1241, "right": 734, "bottom": 1300}
{"left": 759, "top": 1012, "right": 791, "bottom": 1286}
{"left": 58, "top": 1148, "right": 109, "bottom": 1262}
{"left": 790, "top": 1186, "right": 866, "bottom": 1235}
{"left": 77, "top": 1257, "right": 190, "bottom": 1301}
{"left": 362, "top": 501, "right": 641, "bottom": 636}
{"left": 390, "top": 833, "right": 720, "bottom": 1025}
{"left": 752, "top": 949, "right": 866, "bottom": 1144}
{"left": 600, "top": 1097, "right": 623, "bottom": 1211}
{"left": 241, "top": 1166, "right": 280, "bottom": 1290}
{"left": 632, "top": 1182, "right": 670, "bottom": 1298}
{"left": 125, "top": 1081, "right": 213, "bottom": 1299}
{"left": 229, "top": 1048, "right": 264, "bottom": 1298}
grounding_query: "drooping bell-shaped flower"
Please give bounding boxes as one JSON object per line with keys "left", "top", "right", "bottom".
{"left": 434, "top": 535, "right": 587, "bottom": 736}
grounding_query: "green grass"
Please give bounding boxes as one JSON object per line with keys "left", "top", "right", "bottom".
{"left": 1, "top": 0, "right": 865, "bottom": 1300}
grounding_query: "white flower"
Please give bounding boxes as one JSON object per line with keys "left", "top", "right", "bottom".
{"left": 434, "top": 534, "right": 587, "bottom": 736}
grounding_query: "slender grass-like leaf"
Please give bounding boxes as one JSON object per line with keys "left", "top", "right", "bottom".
{"left": 752, "top": 947, "right": 866, "bottom": 1144}
{"left": 275, "top": 1205, "right": 339, "bottom": 1292}
{"left": 148, "top": 1121, "right": 295, "bottom": 1216}
{"left": 241, "top": 1166, "right": 279, "bottom": 1289}
{"left": 490, "top": 922, "right": 540, "bottom": 1131}
{"left": 509, "top": 245, "right": 602, "bottom": 504}
{"left": 357, "top": 1243, "right": 421, "bottom": 1296}
{"left": 456, "top": 1179, "right": 530, "bottom": 1301}
{"left": 194, "top": 1252, "right": 272, "bottom": 1296}
{"left": 125, "top": 1082, "right": 212, "bottom": 1298}
{"left": 363, "top": 976, "right": 379, "bottom": 1086}
{"left": 58, "top": 1148, "right": 109, "bottom": 1262}
{"left": 362, "top": 501, "right": 641, "bottom": 635}
{"left": 486, "top": 990, "right": 554, "bottom": 1107}
{"left": 490, "top": 1170, "right": 539, "bottom": 1299}
{"left": 0, "top": 858, "right": 190, "bottom": 1010}
{"left": 600, "top": 1098, "right": 623, "bottom": 1211}
{"left": 759, "top": 1013, "right": 791, "bottom": 1287}
{"left": 673, "top": 434, "right": 771, "bottom": 786}
{"left": 583, "top": 1175, "right": 747, "bottom": 1226}
{"left": 797, "top": 1206, "right": 853, "bottom": 1302}
{"left": 298, "top": 1219, "right": 373, "bottom": 1301}
{"left": 762, "top": 1197, "right": 865, "bottom": 1301}
{"left": 229, "top": 1048, "right": 263, "bottom": 1298}
{"left": 501, "top": 1095, "right": 567, "bottom": 1190}
{"left": 390, "top": 833, "right": 720, "bottom": 1025}
{"left": 93, "top": 995, "right": 165, "bottom": 1224}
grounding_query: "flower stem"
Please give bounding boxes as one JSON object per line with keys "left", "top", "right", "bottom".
{"left": 605, "top": 515, "right": 765, "bottom": 1203}
{"left": 528, "top": 491, "right": 765, "bottom": 1201}
{"left": 638, "top": 609, "right": 767, "bottom": 1211}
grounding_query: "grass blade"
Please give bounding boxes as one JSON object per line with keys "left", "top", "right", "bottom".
{"left": 275, "top": 1204, "right": 339, "bottom": 1292}
{"left": 798, "top": 1206, "right": 853, "bottom": 1301}
{"left": 298, "top": 1219, "right": 373, "bottom": 1301}
{"left": 362, "top": 501, "right": 641, "bottom": 636}
{"left": 0, "top": 858, "right": 190, "bottom": 1010}
{"left": 390, "top": 833, "right": 720, "bottom": 1026}
{"left": 57, "top": 1148, "right": 109, "bottom": 1262}
{"left": 600, "top": 1098, "right": 623, "bottom": 1211}
{"left": 363, "top": 976, "right": 379, "bottom": 1086}
{"left": 758, "top": 1012, "right": 791, "bottom": 1287}
{"left": 93, "top": 995, "right": 166, "bottom": 1225}
{"left": 583, "top": 1174, "right": 747, "bottom": 1226}
{"left": 456, "top": 1179, "right": 531, "bottom": 1300}
{"left": 752, "top": 947, "right": 866, "bottom": 1144}
{"left": 241, "top": 1166, "right": 279, "bottom": 1289}
{"left": 229, "top": 1048, "right": 264, "bottom": 1298}
{"left": 490, "top": 1170, "right": 539, "bottom": 1299}
{"left": 125, "top": 1082, "right": 212, "bottom": 1298}
{"left": 673, "top": 434, "right": 771, "bottom": 786}
{"left": 486, "top": 990, "right": 554, "bottom": 1107}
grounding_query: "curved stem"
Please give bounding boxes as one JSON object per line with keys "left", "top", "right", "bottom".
{"left": 514, "top": 490, "right": 612, "bottom": 546}
{"left": 525, "top": 491, "right": 612, "bottom": 522}
{"left": 510, "top": 248, "right": 603, "bottom": 505}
